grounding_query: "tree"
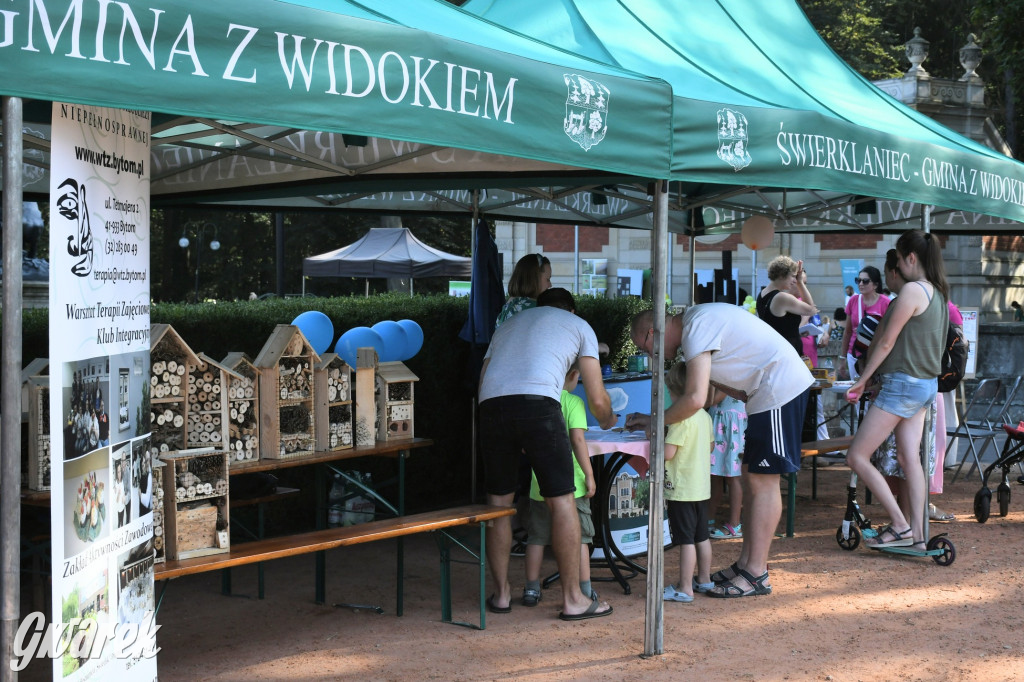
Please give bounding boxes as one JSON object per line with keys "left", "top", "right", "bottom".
{"left": 797, "top": 0, "right": 903, "bottom": 80}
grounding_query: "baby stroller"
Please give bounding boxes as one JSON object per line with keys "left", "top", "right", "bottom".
{"left": 974, "top": 421, "right": 1024, "bottom": 522}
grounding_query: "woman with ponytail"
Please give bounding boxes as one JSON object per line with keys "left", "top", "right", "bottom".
{"left": 843, "top": 230, "right": 949, "bottom": 550}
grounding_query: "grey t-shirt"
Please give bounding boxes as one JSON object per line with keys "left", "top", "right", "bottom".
{"left": 678, "top": 303, "right": 813, "bottom": 414}
{"left": 480, "top": 306, "right": 600, "bottom": 403}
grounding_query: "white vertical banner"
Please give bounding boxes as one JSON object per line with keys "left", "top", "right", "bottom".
{"left": 47, "top": 103, "right": 158, "bottom": 680}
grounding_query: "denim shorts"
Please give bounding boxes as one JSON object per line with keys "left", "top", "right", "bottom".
{"left": 872, "top": 372, "right": 937, "bottom": 418}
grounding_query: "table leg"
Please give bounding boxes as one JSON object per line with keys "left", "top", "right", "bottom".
{"left": 315, "top": 464, "right": 326, "bottom": 605}
{"left": 257, "top": 502, "right": 266, "bottom": 599}
{"left": 592, "top": 452, "right": 637, "bottom": 594}
{"left": 397, "top": 449, "right": 407, "bottom": 616}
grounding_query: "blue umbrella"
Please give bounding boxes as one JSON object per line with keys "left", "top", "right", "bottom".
{"left": 459, "top": 218, "right": 504, "bottom": 346}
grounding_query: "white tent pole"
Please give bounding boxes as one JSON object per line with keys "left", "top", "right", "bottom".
{"left": 644, "top": 180, "right": 668, "bottom": 657}
{"left": 1, "top": 95, "right": 25, "bottom": 679}
{"left": 751, "top": 250, "right": 757, "bottom": 301}
{"left": 689, "top": 232, "right": 697, "bottom": 306}
{"left": 574, "top": 225, "right": 579, "bottom": 294}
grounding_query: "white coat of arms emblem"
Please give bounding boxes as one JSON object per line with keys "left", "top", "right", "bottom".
{"left": 716, "top": 108, "right": 751, "bottom": 171}
{"left": 564, "top": 74, "right": 610, "bottom": 151}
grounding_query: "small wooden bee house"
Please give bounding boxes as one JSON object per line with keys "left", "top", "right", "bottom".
{"left": 161, "top": 448, "right": 229, "bottom": 561}
{"left": 375, "top": 361, "right": 418, "bottom": 441}
{"left": 222, "top": 352, "right": 261, "bottom": 466}
{"left": 354, "top": 347, "right": 378, "bottom": 447}
{"left": 254, "top": 325, "right": 319, "bottom": 459}
{"left": 26, "top": 375, "right": 51, "bottom": 491}
{"left": 315, "top": 353, "right": 354, "bottom": 451}
{"left": 151, "top": 455, "right": 166, "bottom": 563}
{"left": 20, "top": 358, "right": 49, "bottom": 420}
{"left": 150, "top": 324, "right": 202, "bottom": 455}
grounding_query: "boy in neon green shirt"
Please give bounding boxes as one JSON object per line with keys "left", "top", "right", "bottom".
{"left": 521, "top": 362, "right": 597, "bottom": 606}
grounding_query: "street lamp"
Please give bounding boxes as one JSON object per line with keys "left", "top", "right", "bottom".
{"left": 179, "top": 222, "right": 221, "bottom": 302}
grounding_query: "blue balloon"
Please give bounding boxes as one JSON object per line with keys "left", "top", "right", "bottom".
{"left": 371, "top": 320, "right": 408, "bottom": 363}
{"left": 397, "top": 319, "right": 424, "bottom": 360}
{"left": 334, "top": 327, "right": 385, "bottom": 367}
{"left": 291, "top": 311, "right": 334, "bottom": 356}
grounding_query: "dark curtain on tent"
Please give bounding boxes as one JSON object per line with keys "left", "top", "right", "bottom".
{"left": 459, "top": 218, "right": 505, "bottom": 395}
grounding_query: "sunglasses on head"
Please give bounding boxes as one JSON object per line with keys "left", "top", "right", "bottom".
{"left": 856, "top": 277, "right": 872, "bottom": 285}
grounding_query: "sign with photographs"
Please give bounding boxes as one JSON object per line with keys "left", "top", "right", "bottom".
{"left": 46, "top": 102, "right": 158, "bottom": 680}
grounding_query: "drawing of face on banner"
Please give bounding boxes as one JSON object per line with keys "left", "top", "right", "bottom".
{"left": 56, "top": 177, "right": 94, "bottom": 277}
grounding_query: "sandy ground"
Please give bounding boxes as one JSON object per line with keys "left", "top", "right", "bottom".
{"left": 19, "top": 459, "right": 1024, "bottom": 681}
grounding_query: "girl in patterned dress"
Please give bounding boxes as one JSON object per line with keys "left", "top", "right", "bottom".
{"left": 706, "top": 387, "right": 747, "bottom": 539}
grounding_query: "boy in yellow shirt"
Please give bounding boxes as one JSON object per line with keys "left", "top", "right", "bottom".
{"left": 662, "top": 362, "right": 715, "bottom": 603}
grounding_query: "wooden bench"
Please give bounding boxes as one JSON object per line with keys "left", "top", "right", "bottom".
{"left": 782, "top": 435, "right": 857, "bottom": 538}
{"left": 155, "top": 503, "right": 515, "bottom": 629}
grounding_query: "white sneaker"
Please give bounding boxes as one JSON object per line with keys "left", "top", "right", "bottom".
{"left": 662, "top": 585, "right": 694, "bottom": 603}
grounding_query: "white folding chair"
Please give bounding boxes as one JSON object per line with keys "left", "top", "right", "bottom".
{"left": 947, "top": 378, "right": 1003, "bottom": 482}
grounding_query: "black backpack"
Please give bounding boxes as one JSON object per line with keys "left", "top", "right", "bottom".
{"left": 938, "top": 323, "right": 969, "bottom": 393}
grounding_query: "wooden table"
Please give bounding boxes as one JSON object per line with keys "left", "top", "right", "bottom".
{"left": 21, "top": 438, "right": 434, "bottom": 606}
{"left": 581, "top": 430, "right": 652, "bottom": 594}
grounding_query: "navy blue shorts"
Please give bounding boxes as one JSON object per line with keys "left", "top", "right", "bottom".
{"left": 479, "top": 395, "right": 575, "bottom": 498}
{"left": 666, "top": 499, "right": 709, "bottom": 546}
{"left": 743, "top": 389, "right": 809, "bottom": 475}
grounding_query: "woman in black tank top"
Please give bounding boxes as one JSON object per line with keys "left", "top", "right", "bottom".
{"left": 756, "top": 256, "right": 817, "bottom": 357}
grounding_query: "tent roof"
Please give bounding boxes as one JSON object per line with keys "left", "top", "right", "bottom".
{"left": 5, "top": 0, "right": 674, "bottom": 192}
{"left": 461, "top": 0, "right": 1024, "bottom": 228}
{"left": 302, "top": 228, "right": 471, "bottom": 278}
{"left": 5, "top": 0, "right": 1024, "bottom": 233}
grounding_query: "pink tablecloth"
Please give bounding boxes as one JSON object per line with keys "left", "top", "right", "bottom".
{"left": 584, "top": 430, "right": 651, "bottom": 477}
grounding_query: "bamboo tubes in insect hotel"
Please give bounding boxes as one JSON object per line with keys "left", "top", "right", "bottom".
{"left": 185, "top": 363, "right": 224, "bottom": 446}
{"left": 227, "top": 370, "right": 258, "bottom": 462}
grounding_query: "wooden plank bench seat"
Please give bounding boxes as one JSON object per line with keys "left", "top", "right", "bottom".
{"left": 801, "top": 434, "right": 855, "bottom": 458}
{"left": 155, "top": 503, "right": 515, "bottom": 629}
{"left": 783, "top": 435, "right": 858, "bottom": 538}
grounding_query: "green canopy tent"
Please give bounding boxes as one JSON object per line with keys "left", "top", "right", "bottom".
{"left": 0, "top": 0, "right": 684, "bottom": 669}
{"left": 465, "top": 0, "right": 1024, "bottom": 234}
{"left": 463, "top": 0, "right": 1024, "bottom": 654}
{"left": 4, "top": 0, "right": 674, "bottom": 198}
{"left": 145, "top": 0, "right": 1024, "bottom": 236}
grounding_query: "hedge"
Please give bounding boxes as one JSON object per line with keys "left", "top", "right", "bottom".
{"left": 19, "top": 294, "right": 650, "bottom": 515}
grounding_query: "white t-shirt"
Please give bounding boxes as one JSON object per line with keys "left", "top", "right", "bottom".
{"left": 480, "top": 306, "right": 600, "bottom": 403}
{"left": 678, "top": 303, "right": 813, "bottom": 415}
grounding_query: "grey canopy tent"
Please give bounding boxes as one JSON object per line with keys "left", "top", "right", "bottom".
{"left": 302, "top": 227, "right": 471, "bottom": 294}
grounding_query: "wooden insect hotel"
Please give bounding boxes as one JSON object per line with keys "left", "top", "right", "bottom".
{"left": 25, "top": 374, "right": 51, "bottom": 491}
{"left": 182, "top": 352, "right": 239, "bottom": 457}
{"left": 315, "top": 353, "right": 353, "bottom": 451}
{"left": 151, "top": 455, "right": 167, "bottom": 563}
{"left": 222, "top": 352, "right": 261, "bottom": 466}
{"left": 255, "top": 324, "right": 319, "bottom": 459}
{"left": 375, "top": 361, "right": 418, "bottom": 441}
{"left": 160, "top": 448, "right": 229, "bottom": 560}
{"left": 353, "top": 347, "right": 378, "bottom": 447}
{"left": 149, "top": 324, "right": 202, "bottom": 455}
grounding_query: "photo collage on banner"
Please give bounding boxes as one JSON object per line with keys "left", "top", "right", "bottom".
{"left": 48, "top": 103, "right": 158, "bottom": 680}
